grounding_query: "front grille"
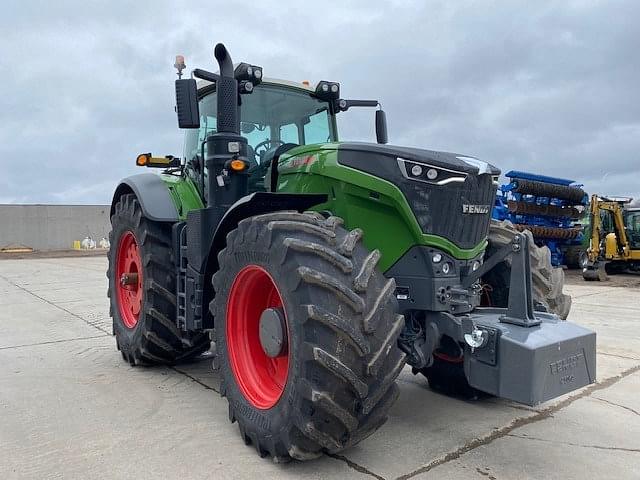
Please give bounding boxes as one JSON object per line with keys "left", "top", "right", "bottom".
{"left": 335, "top": 145, "right": 500, "bottom": 251}
{"left": 404, "top": 174, "right": 496, "bottom": 249}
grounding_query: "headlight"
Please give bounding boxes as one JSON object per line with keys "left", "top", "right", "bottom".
{"left": 397, "top": 157, "right": 467, "bottom": 185}
{"left": 442, "top": 262, "right": 451, "bottom": 274}
{"left": 432, "top": 253, "right": 442, "bottom": 263}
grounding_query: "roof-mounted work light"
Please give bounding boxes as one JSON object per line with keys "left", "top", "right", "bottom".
{"left": 234, "top": 62, "right": 263, "bottom": 85}
{"left": 314, "top": 81, "right": 340, "bottom": 101}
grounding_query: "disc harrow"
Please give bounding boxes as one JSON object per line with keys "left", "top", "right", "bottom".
{"left": 512, "top": 179, "right": 586, "bottom": 204}
{"left": 515, "top": 224, "right": 582, "bottom": 240}
{"left": 493, "top": 171, "right": 589, "bottom": 266}
{"left": 507, "top": 200, "right": 581, "bottom": 219}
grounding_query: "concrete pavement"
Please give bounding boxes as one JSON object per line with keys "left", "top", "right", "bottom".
{"left": 0, "top": 257, "right": 638, "bottom": 479}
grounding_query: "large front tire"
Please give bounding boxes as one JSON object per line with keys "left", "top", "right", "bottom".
{"left": 107, "top": 194, "right": 210, "bottom": 365}
{"left": 212, "top": 211, "right": 405, "bottom": 461}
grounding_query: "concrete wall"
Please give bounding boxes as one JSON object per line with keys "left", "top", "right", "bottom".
{"left": 0, "top": 205, "right": 111, "bottom": 251}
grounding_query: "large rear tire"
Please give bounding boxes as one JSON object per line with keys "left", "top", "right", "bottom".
{"left": 211, "top": 211, "right": 405, "bottom": 461}
{"left": 107, "top": 194, "right": 210, "bottom": 365}
{"left": 483, "top": 219, "right": 572, "bottom": 319}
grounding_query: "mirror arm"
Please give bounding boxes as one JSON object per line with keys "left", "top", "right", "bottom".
{"left": 192, "top": 68, "right": 220, "bottom": 83}
{"left": 337, "top": 99, "right": 380, "bottom": 112}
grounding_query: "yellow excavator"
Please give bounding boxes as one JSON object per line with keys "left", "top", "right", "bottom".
{"left": 582, "top": 195, "right": 640, "bottom": 280}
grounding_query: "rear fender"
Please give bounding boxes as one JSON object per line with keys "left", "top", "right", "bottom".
{"left": 110, "top": 174, "right": 179, "bottom": 222}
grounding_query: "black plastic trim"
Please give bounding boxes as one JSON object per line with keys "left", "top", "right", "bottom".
{"left": 385, "top": 245, "right": 483, "bottom": 314}
{"left": 212, "top": 192, "right": 327, "bottom": 258}
{"left": 110, "top": 173, "right": 179, "bottom": 222}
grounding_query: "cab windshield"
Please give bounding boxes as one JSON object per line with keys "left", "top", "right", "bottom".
{"left": 183, "top": 83, "right": 337, "bottom": 168}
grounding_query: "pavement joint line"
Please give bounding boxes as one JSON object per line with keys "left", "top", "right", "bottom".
{"left": 326, "top": 453, "right": 386, "bottom": 480}
{"left": 573, "top": 302, "right": 640, "bottom": 312}
{"left": 571, "top": 290, "right": 617, "bottom": 299}
{"left": 0, "top": 334, "right": 108, "bottom": 351}
{"left": 591, "top": 396, "right": 640, "bottom": 417}
{"left": 0, "top": 273, "right": 111, "bottom": 335}
{"left": 505, "top": 433, "right": 640, "bottom": 453}
{"left": 170, "top": 364, "right": 388, "bottom": 479}
{"left": 170, "top": 366, "right": 220, "bottom": 394}
{"left": 44, "top": 299, "right": 108, "bottom": 306}
{"left": 394, "top": 364, "right": 640, "bottom": 480}
{"left": 597, "top": 351, "right": 640, "bottom": 361}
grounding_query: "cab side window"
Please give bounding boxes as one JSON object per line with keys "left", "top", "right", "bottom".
{"left": 304, "top": 110, "right": 331, "bottom": 144}
{"left": 280, "top": 123, "right": 299, "bottom": 144}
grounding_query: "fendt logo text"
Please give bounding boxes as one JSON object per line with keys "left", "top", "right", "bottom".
{"left": 462, "top": 204, "right": 490, "bottom": 214}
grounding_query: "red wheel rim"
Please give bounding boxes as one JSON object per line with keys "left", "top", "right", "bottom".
{"left": 115, "top": 231, "right": 143, "bottom": 329}
{"left": 433, "top": 351, "right": 464, "bottom": 364}
{"left": 226, "top": 265, "right": 289, "bottom": 409}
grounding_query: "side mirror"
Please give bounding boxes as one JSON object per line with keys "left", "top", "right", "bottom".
{"left": 175, "top": 78, "right": 200, "bottom": 129}
{"left": 375, "top": 110, "right": 388, "bottom": 144}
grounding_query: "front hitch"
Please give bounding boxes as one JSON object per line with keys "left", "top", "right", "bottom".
{"left": 417, "top": 231, "right": 598, "bottom": 405}
{"left": 463, "top": 231, "right": 540, "bottom": 327}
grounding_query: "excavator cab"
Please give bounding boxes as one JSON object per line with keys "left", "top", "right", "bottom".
{"left": 624, "top": 209, "right": 640, "bottom": 249}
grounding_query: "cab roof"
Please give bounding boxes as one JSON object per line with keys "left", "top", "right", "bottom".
{"left": 196, "top": 77, "right": 315, "bottom": 94}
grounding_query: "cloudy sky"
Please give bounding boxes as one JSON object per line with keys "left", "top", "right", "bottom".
{"left": 1, "top": 0, "right": 638, "bottom": 204}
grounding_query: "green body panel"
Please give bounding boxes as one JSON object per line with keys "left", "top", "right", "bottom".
{"left": 276, "top": 144, "right": 486, "bottom": 272}
{"left": 160, "top": 174, "right": 204, "bottom": 220}
{"left": 158, "top": 143, "right": 486, "bottom": 271}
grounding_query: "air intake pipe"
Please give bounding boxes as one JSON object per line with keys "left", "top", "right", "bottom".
{"left": 214, "top": 43, "right": 239, "bottom": 135}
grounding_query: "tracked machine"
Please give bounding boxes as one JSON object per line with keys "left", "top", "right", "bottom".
{"left": 107, "top": 43, "right": 596, "bottom": 461}
{"left": 582, "top": 195, "right": 640, "bottom": 280}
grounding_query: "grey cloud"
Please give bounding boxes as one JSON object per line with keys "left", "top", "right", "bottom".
{"left": 1, "top": 0, "right": 639, "bottom": 204}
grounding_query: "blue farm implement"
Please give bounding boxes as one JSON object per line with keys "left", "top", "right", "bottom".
{"left": 493, "top": 171, "right": 589, "bottom": 266}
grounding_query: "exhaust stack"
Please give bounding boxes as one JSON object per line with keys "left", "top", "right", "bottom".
{"left": 214, "top": 43, "right": 239, "bottom": 135}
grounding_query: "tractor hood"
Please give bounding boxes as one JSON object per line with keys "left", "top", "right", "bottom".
{"left": 337, "top": 142, "right": 501, "bottom": 177}
{"left": 333, "top": 142, "right": 500, "bottom": 251}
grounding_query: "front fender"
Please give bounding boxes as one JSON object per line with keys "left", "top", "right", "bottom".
{"left": 211, "top": 191, "right": 327, "bottom": 256}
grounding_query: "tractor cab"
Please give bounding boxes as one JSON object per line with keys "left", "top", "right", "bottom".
{"left": 173, "top": 52, "right": 387, "bottom": 206}
{"left": 182, "top": 79, "right": 339, "bottom": 194}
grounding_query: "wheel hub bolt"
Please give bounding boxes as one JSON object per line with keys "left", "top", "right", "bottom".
{"left": 120, "top": 273, "right": 139, "bottom": 286}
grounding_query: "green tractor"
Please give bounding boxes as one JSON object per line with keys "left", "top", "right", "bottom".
{"left": 108, "top": 43, "right": 596, "bottom": 461}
